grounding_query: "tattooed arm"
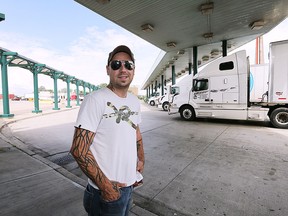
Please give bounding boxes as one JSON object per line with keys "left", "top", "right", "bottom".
{"left": 70, "top": 127, "right": 125, "bottom": 201}
{"left": 136, "top": 125, "right": 145, "bottom": 173}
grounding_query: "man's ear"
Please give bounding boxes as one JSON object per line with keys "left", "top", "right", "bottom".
{"left": 106, "top": 65, "right": 110, "bottom": 76}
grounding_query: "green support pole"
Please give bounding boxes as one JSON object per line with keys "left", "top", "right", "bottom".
{"left": 172, "top": 65, "right": 176, "bottom": 85}
{"left": 193, "top": 46, "right": 198, "bottom": 76}
{"left": 189, "top": 62, "right": 192, "bottom": 75}
{"left": 83, "top": 85, "right": 86, "bottom": 96}
{"left": 155, "top": 80, "right": 157, "bottom": 92}
{"left": 0, "top": 53, "right": 14, "bottom": 117}
{"left": 161, "top": 75, "right": 164, "bottom": 96}
{"left": 66, "top": 76, "right": 73, "bottom": 108}
{"left": 53, "top": 73, "right": 60, "bottom": 110}
{"left": 0, "top": 13, "right": 5, "bottom": 22}
{"left": 222, "top": 40, "right": 227, "bottom": 57}
{"left": 76, "top": 81, "right": 80, "bottom": 106}
{"left": 32, "top": 64, "right": 43, "bottom": 114}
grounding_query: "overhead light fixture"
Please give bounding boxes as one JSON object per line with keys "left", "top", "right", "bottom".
{"left": 203, "top": 32, "right": 213, "bottom": 39}
{"left": 172, "top": 56, "right": 178, "bottom": 60}
{"left": 181, "top": 70, "right": 186, "bottom": 74}
{"left": 168, "top": 60, "right": 174, "bottom": 65}
{"left": 141, "top": 23, "right": 154, "bottom": 32}
{"left": 177, "top": 50, "right": 185, "bottom": 55}
{"left": 202, "top": 55, "right": 210, "bottom": 61}
{"left": 198, "top": 60, "right": 202, "bottom": 65}
{"left": 200, "top": 2, "right": 214, "bottom": 15}
{"left": 167, "top": 42, "right": 177, "bottom": 48}
{"left": 210, "top": 49, "right": 220, "bottom": 57}
{"left": 250, "top": 20, "right": 264, "bottom": 30}
{"left": 185, "top": 67, "right": 189, "bottom": 71}
{"left": 96, "top": 0, "right": 110, "bottom": 4}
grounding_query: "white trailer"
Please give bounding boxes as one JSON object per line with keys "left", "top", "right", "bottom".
{"left": 169, "top": 40, "right": 288, "bottom": 129}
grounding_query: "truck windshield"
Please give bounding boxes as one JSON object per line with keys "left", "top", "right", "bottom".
{"left": 171, "top": 86, "right": 179, "bottom": 94}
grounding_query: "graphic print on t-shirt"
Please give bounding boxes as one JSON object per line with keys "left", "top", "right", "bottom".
{"left": 103, "top": 102, "right": 138, "bottom": 129}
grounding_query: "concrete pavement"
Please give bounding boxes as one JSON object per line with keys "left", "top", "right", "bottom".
{"left": 0, "top": 102, "right": 157, "bottom": 216}
{"left": 1, "top": 101, "right": 288, "bottom": 216}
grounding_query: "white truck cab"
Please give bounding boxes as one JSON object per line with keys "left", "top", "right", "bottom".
{"left": 169, "top": 40, "right": 288, "bottom": 129}
{"left": 148, "top": 92, "right": 160, "bottom": 106}
{"left": 158, "top": 86, "right": 178, "bottom": 111}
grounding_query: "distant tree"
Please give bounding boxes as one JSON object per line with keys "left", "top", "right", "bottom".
{"left": 38, "top": 86, "right": 46, "bottom": 92}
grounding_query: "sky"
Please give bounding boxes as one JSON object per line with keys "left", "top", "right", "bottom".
{"left": 0, "top": 0, "right": 288, "bottom": 96}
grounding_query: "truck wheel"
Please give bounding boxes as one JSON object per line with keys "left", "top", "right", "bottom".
{"left": 149, "top": 100, "right": 155, "bottom": 106}
{"left": 180, "top": 105, "right": 195, "bottom": 121}
{"left": 270, "top": 107, "right": 288, "bottom": 129}
{"left": 162, "top": 102, "right": 169, "bottom": 111}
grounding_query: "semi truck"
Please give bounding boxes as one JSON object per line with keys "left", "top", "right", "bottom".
{"left": 158, "top": 86, "right": 178, "bottom": 111}
{"left": 148, "top": 92, "right": 160, "bottom": 106}
{"left": 168, "top": 40, "right": 288, "bottom": 129}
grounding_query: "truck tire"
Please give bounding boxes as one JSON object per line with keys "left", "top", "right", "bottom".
{"left": 270, "top": 107, "right": 288, "bottom": 129}
{"left": 149, "top": 100, "right": 155, "bottom": 106}
{"left": 162, "top": 102, "right": 169, "bottom": 111}
{"left": 180, "top": 105, "right": 195, "bottom": 121}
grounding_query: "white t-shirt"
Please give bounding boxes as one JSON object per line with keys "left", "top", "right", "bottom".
{"left": 75, "top": 88, "right": 141, "bottom": 188}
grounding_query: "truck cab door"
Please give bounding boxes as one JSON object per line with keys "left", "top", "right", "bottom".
{"left": 192, "top": 79, "right": 210, "bottom": 103}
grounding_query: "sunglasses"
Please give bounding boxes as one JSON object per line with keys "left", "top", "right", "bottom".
{"left": 110, "top": 60, "right": 135, "bottom": 71}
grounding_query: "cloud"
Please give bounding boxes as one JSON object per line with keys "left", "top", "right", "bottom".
{"left": 0, "top": 27, "right": 160, "bottom": 95}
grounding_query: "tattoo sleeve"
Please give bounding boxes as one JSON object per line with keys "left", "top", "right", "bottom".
{"left": 70, "top": 127, "right": 116, "bottom": 194}
{"left": 136, "top": 126, "right": 145, "bottom": 163}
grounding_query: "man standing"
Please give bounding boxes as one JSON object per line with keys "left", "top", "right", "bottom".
{"left": 70, "top": 45, "right": 145, "bottom": 216}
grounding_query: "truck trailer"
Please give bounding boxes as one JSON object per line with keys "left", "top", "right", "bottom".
{"left": 168, "top": 40, "right": 288, "bottom": 129}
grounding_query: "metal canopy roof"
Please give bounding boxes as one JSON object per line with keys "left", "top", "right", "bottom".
{"left": 75, "top": 0, "right": 288, "bottom": 89}
{"left": 0, "top": 47, "right": 95, "bottom": 88}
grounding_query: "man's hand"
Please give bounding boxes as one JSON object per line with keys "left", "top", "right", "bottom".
{"left": 137, "top": 160, "right": 144, "bottom": 173}
{"left": 101, "top": 181, "right": 126, "bottom": 202}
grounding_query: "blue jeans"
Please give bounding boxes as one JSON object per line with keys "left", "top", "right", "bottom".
{"left": 83, "top": 184, "right": 133, "bottom": 216}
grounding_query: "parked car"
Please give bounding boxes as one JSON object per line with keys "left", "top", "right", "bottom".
{"left": 12, "top": 96, "right": 21, "bottom": 101}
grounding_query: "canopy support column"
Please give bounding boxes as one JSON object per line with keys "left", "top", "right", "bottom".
{"left": 193, "top": 46, "right": 198, "bottom": 76}
{"left": 66, "top": 76, "right": 74, "bottom": 108}
{"left": 161, "top": 75, "right": 164, "bottom": 96}
{"left": 0, "top": 52, "right": 17, "bottom": 117}
{"left": 83, "top": 84, "right": 87, "bottom": 96}
{"left": 222, "top": 40, "right": 227, "bottom": 57}
{"left": 32, "top": 64, "right": 45, "bottom": 114}
{"left": 172, "top": 65, "right": 176, "bottom": 85}
{"left": 76, "top": 80, "right": 80, "bottom": 106}
{"left": 52, "top": 72, "right": 63, "bottom": 110}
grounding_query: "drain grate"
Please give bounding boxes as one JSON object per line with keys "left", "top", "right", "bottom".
{"left": 51, "top": 153, "right": 75, "bottom": 166}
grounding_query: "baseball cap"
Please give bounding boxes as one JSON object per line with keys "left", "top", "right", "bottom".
{"left": 107, "top": 45, "right": 135, "bottom": 65}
